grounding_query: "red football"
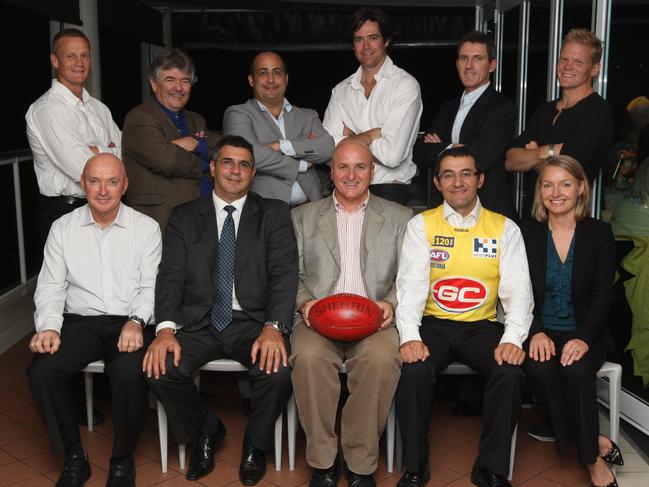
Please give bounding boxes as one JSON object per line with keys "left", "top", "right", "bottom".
{"left": 308, "top": 293, "right": 383, "bottom": 341}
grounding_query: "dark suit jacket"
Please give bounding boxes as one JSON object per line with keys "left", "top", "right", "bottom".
{"left": 122, "top": 98, "right": 220, "bottom": 232}
{"left": 414, "top": 85, "right": 516, "bottom": 218}
{"left": 155, "top": 192, "right": 299, "bottom": 331}
{"left": 521, "top": 217, "right": 616, "bottom": 352}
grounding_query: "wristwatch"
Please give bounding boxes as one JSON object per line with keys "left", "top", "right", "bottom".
{"left": 547, "top": 143, "right": 555, "bottom": 157}
{"left": 128, "top": 315, "right": 146, "bottom": 327}
{"left": 264, "top": 321, "right": 291, "bottom": 336}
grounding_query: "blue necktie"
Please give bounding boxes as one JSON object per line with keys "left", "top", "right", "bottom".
{"left": 211, "top": 205, "right": 236, "bottom": 331}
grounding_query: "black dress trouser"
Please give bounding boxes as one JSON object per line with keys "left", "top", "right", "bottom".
{"left": 396, "top": 317, "right": 523, "bottom": 476}
{"left": 27, "top": 314, "right": 149, "bottom": 457}
{"left": 146, "top": 313, "right": 292, "bottom": 450}
{"left": 523, "top": 330, "right": 606, "bottom": 465}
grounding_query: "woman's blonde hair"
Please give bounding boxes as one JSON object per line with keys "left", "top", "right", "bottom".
{"left": 532, "top": 155, "right": 590, "bottom": 222}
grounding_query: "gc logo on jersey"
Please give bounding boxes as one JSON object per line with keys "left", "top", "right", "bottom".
{"left": 431, "top": 276, "right": 488, "bottom": 313}
{"left": 473, "top": 237, "right": 498, "bottom": 258}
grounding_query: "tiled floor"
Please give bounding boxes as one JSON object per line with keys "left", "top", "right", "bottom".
{"left": 1, "top": 337, "right": 648, "bottom": 487}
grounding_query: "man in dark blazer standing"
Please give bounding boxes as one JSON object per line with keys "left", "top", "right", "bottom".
{"left": 123, "top": 48, "right": 220, "bottom": 232}
{"left": 144, "top": 135, "right": 298, "bottom": 486}
{"left": 414, "top": 31, "right": 516, "bottom": 219}
{"left": 224, "top": 51, "right": 334, "bottom": 205}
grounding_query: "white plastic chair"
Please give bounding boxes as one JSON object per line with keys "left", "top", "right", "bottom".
{"left": 82, "top": 359, "right": 297, "bottom": 473}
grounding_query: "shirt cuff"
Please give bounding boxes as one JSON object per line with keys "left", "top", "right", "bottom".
{"left": 298, "top": 160, "right": 308, "bottom": 173}
{"left": 499, "top": 327, "right": 523, "bottom": 349}
{"left": 279, "top": 139, "right": 296, "bottom": 156}
{"left": 193, "top": 138, "right": 209, "bottom": 159}
{"left": 155, "top": 321, "right": 178, "bottom": 335}
{"left": 397, "top": 323, "right": 422, "bottom": 345}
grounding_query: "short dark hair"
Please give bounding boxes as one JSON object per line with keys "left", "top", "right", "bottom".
{"left": 249, "top": 51, "right": 288, "bottom": 76}
{"left": 52, "top": 28, "right": 90, "bottom": 53}
{"left": 148, "top": 48, "right": 197, "bottom": 84}
{"left": 434, "top": 146, "right": 479, "bottom": 177}
{"left": 213, "top": 135, "right": 255, "bottom": 165}
{"left": 349, "top": 8, "right": 393, "bottom": 46}
{"left": 457, "top": 31, "right": 496, "bottom": 61}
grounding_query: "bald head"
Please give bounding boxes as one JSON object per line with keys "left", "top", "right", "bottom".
{"left": 330, "top": 140, "right": 374, "bottom": 210}
{"left": 80, "top": 154, "right": 128, "bottom": 227}
{"left": 248, "top": 51, "right": 288, "bottom": 107}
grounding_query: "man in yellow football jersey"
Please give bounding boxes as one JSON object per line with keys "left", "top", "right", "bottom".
{"left": 394, "top": 146, "right": 534, "bottom": 487}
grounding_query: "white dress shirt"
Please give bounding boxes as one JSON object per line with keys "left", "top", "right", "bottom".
{"left": 256, "top": 99, "right": 309, "bottom": 205}
{"left": 323, "top": 56, "right": 422, "bottom": 185}
{"left": 155, "top": 192, "right": 248, "bottom": 335}
{"left": 25, "top": 79, "right": 122, "bottom": 197}
{"left": 34, "top": 204, "right": 161, "bottom": 333}
{"left": 451, "top": 82, "right": 490, "bottom": 144}
{"left": 396, "top": 199, "right": 533, "bottom": 347}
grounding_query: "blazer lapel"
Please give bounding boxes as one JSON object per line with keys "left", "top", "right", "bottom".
{"left": 530, "top": 223, "right": 548, "bottom": 306}
{"left": 235, "top": 194, "right": 260, "bottom": 286}
{"left": 571, "top": 220, "right": 590, "bottom": 297}
{"left": 251, "top": 99, "right": 284, "bottom": 140}
{"left": 196, "top": 198, "right": 219, "bottom": 289}
{"left": 360, "top": 196, "right": 385, "bottom": 274}
{"left": 316, "top": 198, "right": 341, "bottom": 271}
{"left": 460, "top": 87, "right": 491, "bottom": 142}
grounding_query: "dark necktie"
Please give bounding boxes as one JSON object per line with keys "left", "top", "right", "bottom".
{"left": 211, "top": 205, "right": 236, "bottom": 331}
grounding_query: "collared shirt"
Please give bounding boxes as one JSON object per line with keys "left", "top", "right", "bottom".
{"left": 156, "top": 100, "right": 212, "bottom": 196}
{"left": 331, "top": 191, "right": 369, "bottom": 296}
{"left": 25, "top": 79, "right": 122, "bottom": 197}
{"left": 396, "top": 199, "right": 533, "bottom": 347}
{"left": 323, "top": 56, "right": 423, "bottom": 184}
{"left": 155, "top": 192, "right": 248, "bottom": 335}
{"left": 451, "top": 82, "right": 490, "bottom": 144}
{"left": 256, "top": 99, "right": 309, "bottom": 205}
{"left": 34, "top": 203, "right": 161, "bottom": 333}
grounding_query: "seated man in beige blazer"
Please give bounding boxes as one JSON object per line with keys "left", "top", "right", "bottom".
{"left": 290, "top": 140, "right": 412, "bottom": 487}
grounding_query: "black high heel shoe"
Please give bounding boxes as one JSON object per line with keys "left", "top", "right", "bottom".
{"left": 601, "top": 440, "right": 624, "bottom": 466}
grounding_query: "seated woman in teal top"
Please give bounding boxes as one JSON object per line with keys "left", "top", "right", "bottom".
{"left": 521, "top": 156, "right": 619, "bottom": 487}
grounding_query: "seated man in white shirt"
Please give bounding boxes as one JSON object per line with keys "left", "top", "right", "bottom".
{"left": 323, "top": 8, "right": 422, "bottom": 206}
{"left": 394, "top": 146, "right": 534, "bottom": 487}
{"left": 25, "top": 28, "right": 121, "bottom": 246}
{"left": 27, "top": 154, "right": 161, "bottom": 487}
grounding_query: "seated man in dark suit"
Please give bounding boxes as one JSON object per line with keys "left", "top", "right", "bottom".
{"left": 413, "top": 31, "right": 516, "bottom": 219}
{"left": 144, "top": 135, "right": 298, "bottom": 486}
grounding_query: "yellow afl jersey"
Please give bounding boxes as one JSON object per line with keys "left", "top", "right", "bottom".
{"left": 422, "top": 206, "right": 506, "bottom": 322}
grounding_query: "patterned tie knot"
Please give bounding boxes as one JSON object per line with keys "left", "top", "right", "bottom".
{"left": 224, "top": 205, "right": 235, "bottom": 215}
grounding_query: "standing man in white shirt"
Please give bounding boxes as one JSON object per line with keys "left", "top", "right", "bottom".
{"left": 223, "top": 51, "right": 334, "bottom": 206}
{"left": 323, "top": 8, "right": 422, "bottom": 206}
{"left": 27, "top": 154, "right": 161, "bottom": 487}
{"left": 26, "top": 28, "right": 121, "bottom": 247}
{"left": 394, "top": 146, "right": 533, "bottom": 487}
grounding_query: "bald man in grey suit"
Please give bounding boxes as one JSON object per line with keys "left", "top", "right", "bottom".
{"left": 223, "top": 51, "right": 334, "bottom": 205}
{"left": 290, "top": 140, "right": 412, "bottom": 487}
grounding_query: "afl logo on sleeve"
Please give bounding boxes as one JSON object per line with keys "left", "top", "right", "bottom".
{"left": 430, "top": 276, "right": 488, "bottom": 313}
{"left": 429, "top": 249, "right": 450, "bottom": 262}
{"left": 473, "top": 237, "right": 498, "bottom": 258}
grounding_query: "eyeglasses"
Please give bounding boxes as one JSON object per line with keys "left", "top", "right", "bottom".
{"left": 438, "top": 170, "right": 479, "bottom": 182}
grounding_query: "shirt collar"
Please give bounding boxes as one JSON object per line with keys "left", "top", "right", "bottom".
{"left": 155, "top": 98, "right": 184, "bottom": 118}
{"left": 460, "top": 81, "right": 490, "bottom": 107}
{"left": 212, "top": 192, "right": 247, "bottom": 215}
{"left": 80, "top": 203, "right": 128, "bottom": 228}
{"left": 442, "top": 198, "right": 482, "bottom": 225}
{"left": 332, "top": 191, "right": 369, "bottom": 214}
{"left": 52, "top": 79, "right": 90, "bottom": 106}
{"left": 350, "top": 55, "right": 396, "bottom": 90}
{"left": 256, "top": 98, "right": 292, "bottom": 115}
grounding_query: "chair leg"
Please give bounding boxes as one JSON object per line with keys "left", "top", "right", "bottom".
{"left": 395, "top": 417, "right": 402, "bottom": 473}
{"left": 157, "top": 400, "right": 168, "bottom": 474}
{"left": 386, "top": 399, "right": 395, "bottom": 473}
{"left": 287, "top": 395, "right": 297, "bottom": 471}
{"left": 179, "top": 444, "right": 186, "bottom": 471}
{"left": 508, "top": 423, "right": 518, "bottom": 481}
{"left": 608, "top": 366, "right": 622, "bottom": 444}
{"left": 84, "top": 372, "right": 94, "bottom": 432}
{"left": 274, "top": 411, "right": 283, "bottom": 471}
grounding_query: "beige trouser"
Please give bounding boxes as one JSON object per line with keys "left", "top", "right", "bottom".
{"left": 289, "top": 322, "right": 402, "bottom": 474}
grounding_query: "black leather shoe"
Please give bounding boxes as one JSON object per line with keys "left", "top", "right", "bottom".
{"left": 310, "top": 459, "right": 340, "bottom": 487}
{"left": 396, "top": 463, "right": 430, "bottom": 487}
{"left": 470, "top": 459, "right": 511, "bottom": 487}
{"left": 56, "top": 452, "right": 91, "bottom": 487}
{"left": 344, "top": 464, "right": 376, "bottom": 487}
{"left": 239, "top": 440, "right": 266, "bottom": 485}
{"left": 106, "top": 457, "right": 135, "bottom": 487}
{"left": 601, "top": 440, "right": 624, "bottom": 466}
{"left": 186, "top": 420, "right": 226, "bottom": 481}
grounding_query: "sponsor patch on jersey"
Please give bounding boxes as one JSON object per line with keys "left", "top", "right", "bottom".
{"left": 431, "top": 263, "right": 446, "bottom": 269}
{"left": 473, "top": 237, "right": 498, "bottom": 258}
{"left": 453, "top": 227, "right": 469, "bottom": 232}
{"left": 430, "top": 276, "right": 488, "bottom": 313}
{"left": 432, "top": 235, "right": 455, "bottom": 248}
{"left": 429, "top": 249, "right": 450, "bottom": 262}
